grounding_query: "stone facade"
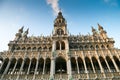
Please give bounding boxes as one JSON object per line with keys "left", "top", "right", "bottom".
{"left": 0, "top": 11, "right": 120, "bottom": 80}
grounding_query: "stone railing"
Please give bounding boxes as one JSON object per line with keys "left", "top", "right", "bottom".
{"left": 0, "top": 72, "right": 120, "bottom": 80}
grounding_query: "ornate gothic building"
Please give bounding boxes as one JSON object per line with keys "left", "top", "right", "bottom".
{"left": 0, "top": 12, "right": 120, "bottom": 80}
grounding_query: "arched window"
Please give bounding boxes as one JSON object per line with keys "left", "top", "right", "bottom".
{"left": 90, "top": 45, "right": 94, "bottom": 50}
{"left": 32, "top": 47, "right": 36, "bottom": 51}
{"left": 79, "top": 45, "right": 83, "bottom": 50}
{"left": 38, "top": 47, "right": 42, "bottom": 51}
{"left": 101, "top": 45, "right": 105, "bottom": 49}
{"left": 56, "top": 41, "right": 60, "bottom": 50}
{"left": 27, "top": 47, "right": 31, "bottom": 50}
{"left": 57, "top": 28, "right": 64, "bottom": 35}
{"left": 22, "top": 47, "right": 26, "bottom": 50}
{"left": 61, "top": 41, "right": 65, "bottom": 50}
{"left": 96, "top": 45, "right": 99, "bottom": 50}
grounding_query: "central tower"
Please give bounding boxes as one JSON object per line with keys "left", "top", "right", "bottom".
{"left": 50, "top": 11, "right": 72, "bottom": 79}
{"left": 52, "top": 11, "right": 69, "bottom": 51}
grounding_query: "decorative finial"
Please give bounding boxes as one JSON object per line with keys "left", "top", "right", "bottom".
{"left": 98, "top": 23, "right": 103, "bottom": 30}
{"left": 91, "top": 26, "right": 96, "bottom": 32}
{"left": 19, "top": 26, "right": 24, "bottom": 33}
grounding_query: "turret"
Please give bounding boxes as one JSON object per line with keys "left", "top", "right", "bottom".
{"left": 14, "top": 26, "right": 24, "bottom": 41}
{"left": 98, "top": 24, "right": 108, "bottom": 39}
{"left": 92, "top": 26, "right": 98, "bottom": 36}
{"left": 22, "top": 28, "right": 29, "bottom": 41}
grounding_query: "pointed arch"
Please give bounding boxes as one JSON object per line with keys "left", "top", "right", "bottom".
{"left": 99, "top": 56, "right": 108, "bottom": 72}
{"left": 106, "top": 56, "right": 116, "bottom": 72}
{"left": 27, "top": 47, "right": 31, "bottom": 50}
{"left": 85, "top": 57, "right": 93, "bottom": 73}
{"left": 22, "top": 58, "right": 30, "bottom": 74}
{"left": 77, "top": 57, "right": 84, "bottom": 73}
{"left": 49, "top": 46, "right": 52, "bottom": 51}
{"left": 45, "top": 58, "right": 51, "bottom": 74}
{"left": 90, "top": 45, "right": 94, "bottom": 50}
{"left": 38, "top": 47, "right": 42, "bottom": 51}
{"left": 71, "top": 57, "right": 77, "bottom": 74}
{"left": 113, "top": 56, "right": 120, "bottom": 70}
{"left": 56, "top": 41, "right": 60, "bottom": 50}
{"left": 22, "top": 47, "right": 26, "bottom": 50}
{"left": 101, "top": 45, "right": 105, "bottom": 49}
{"left": 84, "top": 45, "right": 89, "bottom": 50}
{"left": 7, "top": 58, "right": 16, "bottom": 74}
{"left": 32, "top": 47, "right": 36, "bottom": 51}
{"left": 96, "top": 45, "right": 99, "bottom": 50}
{"left": 55, "top": 56, "right": 67, "bottom": 74}
{"left": 37, "top": 58, "right": 44, "bottom": 74}
{"left": 61, "top": 41, "right": 65, "bottom": 50}
{"left": 0, "top": 58, "right": 9, "bottom": 74}
{"left": 14, "top": 58, "right": 23, "bottom": 74}
{"left": 79, "top": 45, "right": 83, "bottom": 50}
{"left": 0, "top": 57, "right": 3, "bottom": 66}
{"left": 29, "top": 58, "right": 37, "bottom": 74}
{"left": 92, "top": 57, "right": 100, "bottom": 73}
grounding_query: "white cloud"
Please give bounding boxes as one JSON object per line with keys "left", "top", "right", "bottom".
{"left": 103, "top": 0, "right": 118, "bottom": 6}
{"left": 46, "top": 0, "right": 60, "bottom": 15}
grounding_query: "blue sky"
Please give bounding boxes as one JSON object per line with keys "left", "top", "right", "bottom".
{"left": 0, "top": 0, "right": 120, "bottom": 51}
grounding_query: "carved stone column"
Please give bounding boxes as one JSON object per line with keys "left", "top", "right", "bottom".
{"left": 67, "top": 57, "right": 72, "bottom": 79}
{"left": 75, "top": 57, "right": 80, "bottom": 74}
{"left": 104, "top": 58, "right": 111, "bottom": 72}
{"left": 27, "top": 59, "right": 32, "bottom": 74}
{"left": 11, "top": 60, "right": 18, "bottom": 74}
{"left": 90, "top": 58, "right": 96, "bottom": 73}
{"left": 50, "top": 57, "right": 55, "bottom": 79}
{"left": 1, "top": 58, "right": 12, "bottom": 79}
{"left": 42, "top": 59, "right": 46, "bottom": 74}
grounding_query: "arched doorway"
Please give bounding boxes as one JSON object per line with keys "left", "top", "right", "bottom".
{"left": 55, "top": 57, "right": 67, "bottom": 74}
